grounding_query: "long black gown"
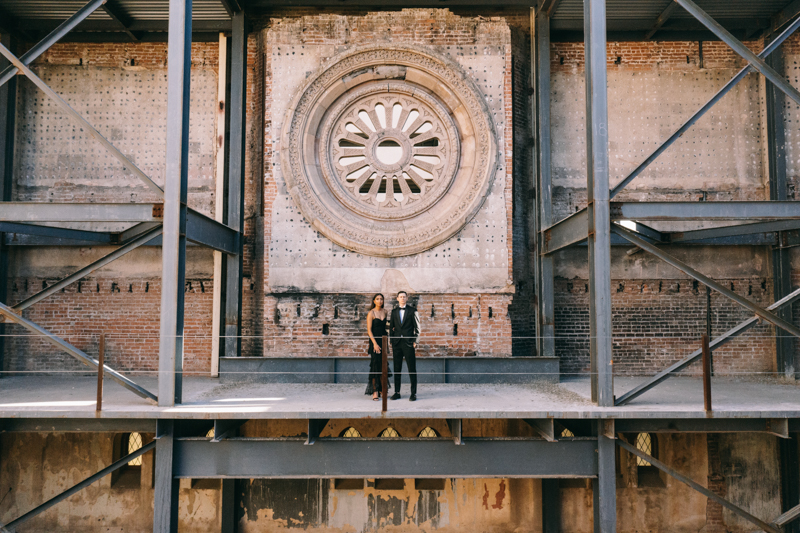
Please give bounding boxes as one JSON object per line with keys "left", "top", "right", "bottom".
{"left": 365, "top": 315, "right": 391, "bottom": 395}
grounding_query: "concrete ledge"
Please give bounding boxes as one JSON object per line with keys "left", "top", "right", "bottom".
{"left": 219, "top": 356, "right": 559, "bottom": 384}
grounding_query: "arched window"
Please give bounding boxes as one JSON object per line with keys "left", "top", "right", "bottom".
{"left": 206, "top": 428, "right": 215, "bottom": 439}
{"left": 635, "top": 433, "right": 653, "bottom": 466}
{"left": 418, "top": 427, "right": 439, "bottom": 438}
{"left": 340, "top": 427, "right": 362, "bottom": 438}
{"left": 127, "top": 432, "right": 143, "bottom": 466}
{"left": 379, "top": 427, "right": 400, "bottom": 438}
{"left": 560, "top": 428, "right": 575, "bottom": 438}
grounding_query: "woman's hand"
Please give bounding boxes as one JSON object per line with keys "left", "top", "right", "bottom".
{"left": 373, "top": 341, "right": 381, "bottom": 353}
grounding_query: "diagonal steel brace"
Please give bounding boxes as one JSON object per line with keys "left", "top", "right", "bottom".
{"left": 616, "top": 285, "right": 800, "bottom": 405}
{"left": 11, "top": 225, "right": 162, "bottom": 312}
{"left": 0, "top": 43, "right": 164, "bottom": 198}
{"left": 676, "top": 0, "right": 800, "bottom": 106}
{"left": 0, "top": 302, "right": 157, "bottom": 402}
{"left": 2, "top": 440, "right": 156, "bottom": 532}
{"left": 0, "top": 0, "right": 106, "bottom": 88}
{"left": 610, "top": 12, "right": 800, "bottom": 198}
{"left": 618, "top": 439, "right": 781, "bottom": 533}
{"left": 613, "top": 224, "right": 800, "bottom": 339}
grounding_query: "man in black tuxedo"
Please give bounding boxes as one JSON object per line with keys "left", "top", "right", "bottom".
{"left": 388, "top": 291, "right": 421, "bottom": 401}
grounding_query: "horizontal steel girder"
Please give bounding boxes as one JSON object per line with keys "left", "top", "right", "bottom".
{"left": 613, "top": 224, "right": 800, "bottom": 339}
{"left": 0, "top": 302, "right": 157, "bottom": 403}
{"left": 542, "top": 208, "right": 588, "bottom": 254}
{"left": 618, "top": 439, "right": 781, "bottom": 533}
{"left": 614, "top": 418, "right": 794, "bottom": 434}
{"left": 611, "top": 202, "right": 800, "bottom": 221}
{"left": 173, "top": 438, "right": 599, "bottom": 478}
{"left": 0, "top": 204, "right": 239, "bottom": 254}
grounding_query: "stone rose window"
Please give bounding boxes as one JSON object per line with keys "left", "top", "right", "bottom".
{"left": 281, "top": 45, "right": 497, "bottom": 257}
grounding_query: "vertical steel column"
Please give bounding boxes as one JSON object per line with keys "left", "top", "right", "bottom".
{"left": 535, "top": 3, "right": 555, "bottom": 358}
{"left": 0, "top": 33, "right": 16, "bottom": 376}
{"left": 541, "top": 478, "right": 560, "bottom": 532}
{"left": 593, "top": 421, "right": 616, "bottom": 533}
{"left": 584, "top": 0, "right": 613, "bottom": 405}
{"left": 158, "top": 0, "right": 192, "bottom": 406}
{"left": 780, "top": 435, "right": 800, "bottom": 533}
{"left": 223, "top": 11, "right": 246, "bottom": 359}
{"left": 154, "top": 420, "right": 180, "bottom": 533}
{"left": 221, "top": 479, "right": 236, "bottom": 533}
{"left": 766, "top": 43, "right": 795, "bottom": 379}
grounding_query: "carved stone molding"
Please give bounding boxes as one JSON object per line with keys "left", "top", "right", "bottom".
{"left": 280, "top": 44, "right": 498, "bottom": 257}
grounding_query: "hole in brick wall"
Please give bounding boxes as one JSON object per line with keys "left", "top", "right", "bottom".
{"left": 322, "top": 324, "right": 330, "bottom": 335}
{"left": 614, "top": 56, "right": 621, "bottom": 64}
{"left": 145, "top": 282, "right": 149, "bottom": 293}
{"left": 469, "top": 307, "right": 472, "bottom": 318}
{"left": 617, "top": 283, "right": 624, "bottom": 293}
{"left": 128, "top": 284, "right": 133, "bottom": 293}
{"left": 658, "top": 281, "right": 662, "bottom": 293}
{"left": 559, "top": 56, "right": 564, "bottom": 65}
{"left": 488, "top": 307, "right": 493, "bottom": 318}
{"left": 42, "top": 280, "right": 47, "bottom": 289}
{"left": 748, "top": 284, "right": 752, "bottom": 296}
{"left": 112, "top": 282, "right": 120, "bottom": 293}
{"left": 730, "top": 282, "right": 735, "bottom": 291}
{"left": 96, "top": 283, "right": 100, "bottom": 293}
{"left": 762, "top": 280, "right": 767, "bottom": 291}
{"left": 200, "top": 281, "right": 205, "bottom": 293}
{"left": 686, "top": 55, "right": 690, "bottom": 64}
{"left": 297, "top": 304, "right": 301, "bottom": 317}
{"left": 130, "top": 58, "right": 135, "bottom": 66}
{"left": 431, "top": 305, "right": 435, "bottom": 317}
{"left": 78, "top": 281, "right": 82, "bottom": 293}
{"left": 334, "top": 306, "right": 339, "bottom": 319}
{"left": 451, "top": 304, "right": 455, "bottom": 319}
{"left": 692, "top": 281, "right": 699, "bottom": 295}
{"left": 453, "top": 324, "right": 458, "bottom": 336}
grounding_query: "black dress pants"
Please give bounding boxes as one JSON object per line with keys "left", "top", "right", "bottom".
{"left": 392, "top": 340, "right": 417, "bottom": 394}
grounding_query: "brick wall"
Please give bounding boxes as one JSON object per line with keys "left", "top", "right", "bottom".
{"left": 262, "top": 293, "right": 513, "bottom": 359}
{"left": 555, "top": 278, "right": 776, "bottom": 377}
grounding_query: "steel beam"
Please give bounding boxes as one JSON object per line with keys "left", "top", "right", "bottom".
{"left": 0, "top": 33, "right": 15, "bottom": 380}
{"left": 675, "top": 0, "right": 800, "bottom": 106}
{"left": 593, "top": 420, "right": 616, "bottom": 533}
{"left": 618, "top": 439, "right": 781, "bottom": 533}
{"left": 539, "top": 0, "right": 562, "bottom": 17}
{"left": 173, "top": 438, "right": 599, "bottom": 478}
{"left": 0, "top": 202, "right": 162, "bottom": 222}
{"left": 119, "top": 222, "right": 162, "bottom": 244}
{"left": 447, "top": 419, "right": 464, "bottom": 445}
{"left": 584, "top": 0, "right": 613, "bottom": 407}
{"left": 645, "top": 1, "right": 678, "bottom": 40}
{"left": 186, "top": 210, "right": 239, "bottom": 255}
{"left": 775, "top": 501, "right": 800, "bottom": 528}
{"left": 305, "top": 419, "right": 329, "bottom": 445}
{"left": 616, "top": 285, "right": 800, "bottom": 405}
{"left": 669, "top": 220, "right": 800, "bottom": 243}
{"left": 541, "top": 478, "right": 560, "bottom": 533}
{"left": 0, "top": 222, "right": 114, "bottom": 243}
{"left": 778, "top": 435, "right": 800, "bottom": 532}
{"left": 221, "top": 479, "right": 236, "bottom": 533}
{"left": 609, "top": 14, "right": 800, "bottom": 198}
{"left": 767, "top": 0, "right": 800, "bottom": 39}
{"left": 534, "top": 5, "right": 555, "bottom": 358}
{"left": 0, "top": 0, "right": 106, "bottom": 88}
{"left": 158, "top": 0, "right": 192, "bottom": 407}
{"left": 219, "top": 0, "right": 243, "bottom": 15}
{"left": 2, "top": 440, "right": 156, "bottom": 532}
{"left": 11, "top": 225, "right": 162, "bottom": 312}
{"left": 101, "top": 0, "right": 140, "bottom": 42}
{"left": 525, "top": 418, "right": 556, "bottom": 442}
{"left": 0, "top": 302, "right": 157, "bottom": 402}
{"left": 611, "top": 201, "right": 800, "bottom": 221}
{"left": 223, "top": 11, "right": 247, "bottom": 360}
{"left": 765, "top": 41, "right": 795, "bottom": 380}
{"left": 0, "top": 44, "right": 164, "bottom": 198}
{"left": 154, "top": 420, "right": 179, "bottom": 533}
{"left": 614, "top": 224, "right": 800, "bottom": 339}
{"left": 212, "top": 419, "right": 247, "bottom": 443}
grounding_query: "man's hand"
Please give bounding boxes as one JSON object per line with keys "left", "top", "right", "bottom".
{"left": 413, "top": 343, "right": 417, "bottom": 349}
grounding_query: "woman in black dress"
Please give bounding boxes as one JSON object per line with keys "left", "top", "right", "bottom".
{"left": 365, "top": 293, "right": 390, "bottom": 400}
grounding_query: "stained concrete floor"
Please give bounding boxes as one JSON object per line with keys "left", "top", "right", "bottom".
{"left": 1, "top": 374, "right": 799, "bottom": 419}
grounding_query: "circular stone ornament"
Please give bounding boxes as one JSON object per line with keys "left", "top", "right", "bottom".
{"left": 281, "top": 45, "right": 498, "bottom": 257}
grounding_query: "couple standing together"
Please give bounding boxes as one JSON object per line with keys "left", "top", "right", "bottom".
{"left": 365, "top": 291, "right": 421, "bottom": 402}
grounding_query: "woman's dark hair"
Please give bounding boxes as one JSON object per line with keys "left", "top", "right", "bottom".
{"left": 369, "top": 293, "right": 385, "bottom": 310}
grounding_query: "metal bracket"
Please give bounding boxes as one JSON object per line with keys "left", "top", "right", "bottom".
{"left": 447, "top": 419, "right": 464, "bottom": 445}
{"left": 304, "top": 419, "right": 329, "bottom": 445}
{"left": 212, "top": 419, "right": 248, "bottom": 443}
{"left": 767, "top": 418, "right": 790, "bottom": 439}
{"left": 524, "top": 418, "right": 556, "bottom": 442}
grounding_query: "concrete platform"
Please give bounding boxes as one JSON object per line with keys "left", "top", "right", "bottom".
{"left": 0, "top": 375, "right": 799, "bottom": 420}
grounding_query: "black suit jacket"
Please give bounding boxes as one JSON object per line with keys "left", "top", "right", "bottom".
{"left": 389, "top": 305, "right": 420, "bottom": 345}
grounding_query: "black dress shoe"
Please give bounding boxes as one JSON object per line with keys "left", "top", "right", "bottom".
{"left": 390, "top": 393, "right": 401, "bottom": 400}
{"left": 409, "top": 394, "right": 417, "bottom": 402}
